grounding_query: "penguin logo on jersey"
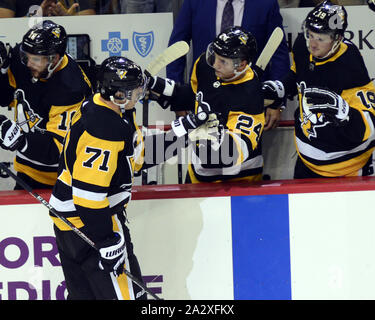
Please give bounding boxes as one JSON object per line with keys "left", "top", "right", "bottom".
{"left": 14, "top": 89, "right": 42, "bottom": 134}
{"left": 298, "top": 81, "right": 329, "bottom": 139}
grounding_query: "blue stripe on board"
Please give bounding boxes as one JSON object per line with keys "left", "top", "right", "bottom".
{"left": 231, "top": 194, "right": 291, "bottom": 300}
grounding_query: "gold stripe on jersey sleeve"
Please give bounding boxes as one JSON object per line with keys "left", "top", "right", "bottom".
{"left": 73, "top": 131, "right": 125, "bottom": 187}
{"left": 297, "top": 145, "right": 374, "bottom": 177}
{"left": 291, "top": 52, "right": 296, "bottom": 73}
{"left": 131, "top": 111, "right": 144, "bottom": 172}
{"left": 78, "top": 64, "right": 92, "bottom": 89}
{"left": 57, "top": 168, "right": 72, "bottom": 186}
{"left": 7, "top": 68, "right": 16, "bottom": 89}
{"left": 51, "top": 216, "right": 85, "bottom": 231}
{"left": 187, "top": 163, "right": 199, "bottom": 184}
{"left": 190, "top": 58, "right": 199, "bottom": 94}
{"left": 13, "top": 160, "right": 57, "bottom": 186}
{"left": 71, "top": 107, "right": 82, "bottom": 126}
{"left": 47, "top": 99, "right": 84, "bottom": 139}
{"left": 341, "top": 81, "right": 375, "bottom": 142}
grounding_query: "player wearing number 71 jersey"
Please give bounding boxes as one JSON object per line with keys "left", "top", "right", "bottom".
{"left": 147, "top": 26, "right": 265, "bottom": 183}
{"left": 0, "top": 20, "right": 92, "bottom": 189}
{"left": 262, "top": 1, "right": 375, "bottom": 178}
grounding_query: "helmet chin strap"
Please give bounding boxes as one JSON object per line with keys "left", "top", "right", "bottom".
{"left": 110, "top": 96, "right": 130, "bottom": 114}
{"left": 222, "top": 63, "right": 250, "bottom": 82}
{"left": 31, "top": 55, "right": 63, "bottom": 83}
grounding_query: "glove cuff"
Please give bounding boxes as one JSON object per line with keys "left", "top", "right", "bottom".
{"left": 98, "top": 231, "right": 125, "bottom": 261}
{"left": 171, "top": 114, "right": 197, "bottom": 137}
{"left": 150, "top": 76, "right": 175, "bottom": 97}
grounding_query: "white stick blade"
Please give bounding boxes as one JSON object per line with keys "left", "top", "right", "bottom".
{"left": 146, "top": 41, "right": 189, "bottom": 76}
{"left": 255, "top": 27, "right": 284, "bottom": 71}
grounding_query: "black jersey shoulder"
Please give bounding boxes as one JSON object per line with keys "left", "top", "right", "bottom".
{"left": 338, "top": 39, "right": 371, "bottom": 89}
{"left": 79, "top": 98, "right": 132, "bottom": 142}
{"left": 223, "top": 75, "right": 264, "bottom": 115}
{"left": 48, "top": 55, "right": 93, "bottom": 105}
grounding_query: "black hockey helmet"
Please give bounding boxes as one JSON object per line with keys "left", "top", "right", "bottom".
{"left": 303, "top": 1, "right": 348, "bottom": 37}
{"left": 21, "top": 20, "right": 67, "bottom": 57}
{"left": 207, "top": 26, "right": 257, "bottom": 65}
{"left": 97, "top": 56, "right": 146, "bottom": 103}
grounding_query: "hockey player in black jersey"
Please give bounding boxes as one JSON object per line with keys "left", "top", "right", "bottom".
{"left": 146, "top": 26, "right": 266, "bottom": 183}
{"left": 262, "top": 1, "right": 375, "bottom": 179}
{"left": 49, "top": 56, "right": 213, "bottom": 299}
{"left": 0, "top": 20, "right": 92, "bottom": 189}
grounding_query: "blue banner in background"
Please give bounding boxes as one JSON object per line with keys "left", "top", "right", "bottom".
{"left": 231, "top": 194, "right": 292, "bottom": 299}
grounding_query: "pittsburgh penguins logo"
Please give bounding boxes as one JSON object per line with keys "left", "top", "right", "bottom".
{"left": 238, "top": 34, "right": 249, "bottom": 45}
{"left": 298, "top": 81, "right": 329, "bottom": 139}
{"left": 14, "top": 89, "right": 42, "bottom": 133}
{"left": 51, "top": 27, "right": 61, "bottom": 39}
{"left": 116, "top": 69, "right": 127, "bottom": 79}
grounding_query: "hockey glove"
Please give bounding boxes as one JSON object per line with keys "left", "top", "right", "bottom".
{"left": 368, "top": 0, "right": 375, "bottom": 12}
{"left": 188, "top": 113, "right": 224, "bottom": 151}
{"left": 0, "top": 115, "right": 27, "bottom": 152}
{"left": 171, "top": 91, "right": 212, "bottom": 137}
{"left": 0, "top": 41, "right": 11, "bottom": 73}
{"left": 303, "top": 87, "right": 349, "bottom": 122}
{"left": 97, "top": 231, "right": 126, "bottom": 277}
{"left": 144, "top": 69, "right": 176, "bottom": 109}
{"left": 261, "top": 80, "right": 285, "bottom": 109}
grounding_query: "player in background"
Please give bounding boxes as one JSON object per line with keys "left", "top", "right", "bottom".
{"left": 262, "top": 1, "right": 375, "bottom": 179}
{"left": 49, "top": 56, "right": 214, "bottom": 299}
{"left": 0, "top": 20, "right": 92, "bottom": 189}
{"left": 146, "top": 26, "right": 267, "bottom": 183}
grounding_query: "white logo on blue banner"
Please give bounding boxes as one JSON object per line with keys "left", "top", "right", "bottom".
{"left": 132, "top": 31, "right": 154, "bottom": 58}
{"left": 101, "top": 32, "right": 129, "bottom": 56}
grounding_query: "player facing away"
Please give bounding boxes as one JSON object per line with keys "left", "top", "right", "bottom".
{"left": 49, "top": 56, "right": 214, "bottom": 299}
{"left": 0, "top": 20, "right": 93, "bottom": 189}
{"left": 262, "top": 1, "right": 375, "bottom": 179}
{"left": 146, "top": 26, "right": 266, "bottom": 183}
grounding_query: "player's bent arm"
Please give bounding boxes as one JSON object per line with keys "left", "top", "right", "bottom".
{"left": 340, "top": 82, "right": 375, "bottom": 142}
{"left": 0, "top": 8, "right": 15, "bottom": 18}
{"left": 192, "top": 111, "right": 265, "bottom": 167}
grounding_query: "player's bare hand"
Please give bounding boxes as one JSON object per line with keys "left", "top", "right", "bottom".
{"left": 264, "top": 107, "right": 282, "bottom": 131}
{"left": 48, "top": 1, "right": 79, "bottom": 16}
{"left": 39, "top": 0, "right": 58, "bottom": 16}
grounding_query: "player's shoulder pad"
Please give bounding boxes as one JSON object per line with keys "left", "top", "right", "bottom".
{"left": 80, "top": 99, "right": 131, "bottom": 142}
{"left": 340, "top": 39, "right": 371, "bottom": 86}
{"left": 57, "top": 55, "right": 90, "bottom": 90}
{"left": 227, "top": 76, "right": 264, "bottom": 114}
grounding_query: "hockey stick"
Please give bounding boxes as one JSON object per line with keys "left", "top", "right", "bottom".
{"left": 254, "top": 27, "right": 285, "bottom": 107}
{"left": 0, "top": 162, "right": 161, "bottom": 300}
{"left": 142, "top": 41, "right": 190, "bottom": 184}
{"left": 145, "top": 41, "right": 189, "bottom": 76}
